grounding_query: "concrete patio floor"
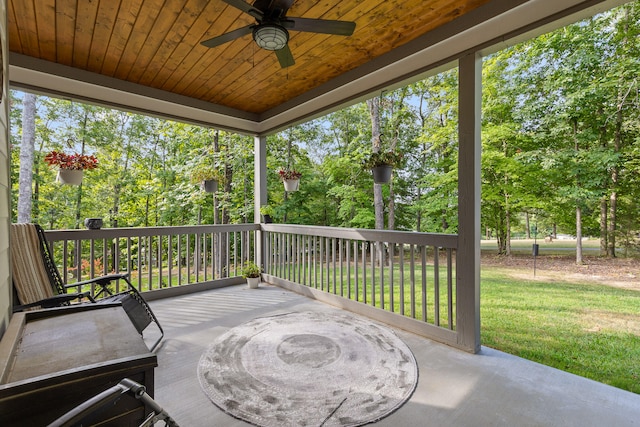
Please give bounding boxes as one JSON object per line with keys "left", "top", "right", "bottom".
{"left": 149, "top": 283, "right": 640, "bottom": 426}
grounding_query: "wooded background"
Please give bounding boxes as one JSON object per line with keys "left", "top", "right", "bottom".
{"left": 10, "top": 3, "right": 640, "bottom": 258}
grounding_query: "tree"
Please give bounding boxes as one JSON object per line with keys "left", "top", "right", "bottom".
{"left": 17, "top": 93, "right": 36, "bottom": 223}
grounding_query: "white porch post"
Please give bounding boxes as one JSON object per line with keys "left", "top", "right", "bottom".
{"left": 457, "top": 51, "right": 482, "bottom": 353}
{"left": 254, "top": 135, "right": 267, "bottom": 266}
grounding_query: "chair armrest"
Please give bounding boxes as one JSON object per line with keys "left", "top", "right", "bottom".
{"left": 64, "top": 273, "right": 131, "bottom": 289}
{"left": 13, "top": 292, "right": 92, "bottom": 312}
{"left": 65, "top": 273, "right": 133, "bottom": 298}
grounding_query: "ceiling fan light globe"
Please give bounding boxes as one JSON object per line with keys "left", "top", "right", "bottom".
{"left": 253, "top": 24, "right": 289, "bottom": 51}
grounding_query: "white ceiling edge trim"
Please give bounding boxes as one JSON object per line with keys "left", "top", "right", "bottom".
{"left": 256, "top": 0, "right": 629, "bottom": 135}
{"left": 9, "top": 56, "right": 262, "bottom": 135}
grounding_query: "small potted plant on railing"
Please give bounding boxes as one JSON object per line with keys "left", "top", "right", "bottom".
{"left": 260, "top": 205, "right": 274, "bottom": 223}
{"left": 241, "top": 261, "right": 262, "bottom": 289}
{"left": 363, "top": 150, "right": 403, "bottom": 184}
{"left": 44, "top": 151, "right": 98, "bottom": 185}
{"left": 278, "top": 168, "right": 302, "bottom": 192}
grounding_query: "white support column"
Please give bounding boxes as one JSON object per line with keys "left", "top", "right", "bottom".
{"left": 457, "top": 51, "right": 482, "bottom": 353}
{"left": 254, "top": 135, "right": 267, "bottom": 266}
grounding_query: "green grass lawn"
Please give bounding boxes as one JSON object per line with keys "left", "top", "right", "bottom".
{"left": 480, "top": 266, "right": 640, "bottom": 394}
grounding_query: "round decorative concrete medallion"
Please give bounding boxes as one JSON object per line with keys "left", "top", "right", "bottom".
{"left": 197, "top": 311, "right": 418, "bottom": 427}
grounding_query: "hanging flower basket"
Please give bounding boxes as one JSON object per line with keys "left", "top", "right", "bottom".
{"left": 278, "top": 168, "right": 302, "bottom": 192}
{"left": 371, "top": 165, "right": 393, "bottom": 184}
{"left": 44, "top": 151, "right": 98, "bottom": 186}
{"left": 364, "top": 150, "right": 402, "bottom": 184}
{"left": 56, "top": 169, "right": 84, "bottom": 185}
{"left": 201, "top": 179, "right": 218, "bottom": 193}
{"left": 283, "top": 178, "right": 300, "bottom": 192}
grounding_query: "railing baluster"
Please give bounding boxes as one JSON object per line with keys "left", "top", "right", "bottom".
{"left": 389, "top": 243, "right": 395, "bottom": 313}
{"left": 362, "top": 241, "right": 367, "bottom": 305}
{"left": 126, "top": 237, "right": 132, "bottom": 287}
{"left": 137, "top": 236, "right": 142, "bottom": 289}
{"left": 158, "top": 235, "right": 164, "bottom": 289}
{"left": 410, "top": 244, "right": 416, "bottom": 319}
{"left": 225, "top": 233, "right": 230, "bottom": 277}
{"left": 399, "top": 243, "right": 404, "bottom": 316}
{"left": 354, "top": 241, "right": 359, "bottom": 302}
{"left": 311, "top": 235, "right": 316, "bottom": 288}
{"left": 434, "top": 246, "right": 440, "bottom": 327}
{"left": 102, "top": 238, "right": 108, "bottom": 277}
{"left": 371, "top": 242, "right": 376, "bottom": 307}
{"left": 186, "top": 234, "right": 191, "bottom": 285}
{"left": 168, "top": 235, "right": 173, "bottom": 287}
{"left": 447, "top": 248, "right": 454, "bottom": 330}
{"left": 421, "top": 245, "right": 427, "bottom": 322}
{"left": 379, "top": 242, "right": 385, "bottom": 310}
{"left": 319, "top": 237, "right": 324, "bottom": 291}
{"left": 346, "top": 239, "right": 351, "bottom": 300}
{"left": 332, "top": 238, "right": 337, "bottom": 295}
{"left": 90, "top": 238, "right": 96, "bottom": 279}
{"left": 296, "top": 234, "right": 300, "bottom": 282}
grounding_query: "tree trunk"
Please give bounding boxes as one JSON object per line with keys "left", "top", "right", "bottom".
{"left": 213, "top": 130, "right": 220, "bottom": 226}
{"left": 367, "top": 97, "right": 385, "bottom": 268}
{"left": 17, "top": 93, "right": 37, "bottom": 223}
{"left": 576, "top": 206, "right": 583, "bottom": 265}
{"left": 367, "top": 97, "right": 384, "bottom": 230}
{"left": 608, "top": 80, "right": 624, "bottom": 258}
{"left": 525, "top": 212, "right": 530, "bottom": 239}
{"left": 194, "top": 208, "right": 202, "bottom": 275}
{"left": 600, "top": 197, "right": 608, "bottom": 256}
{"left": 74, "top": 110, "right": 89, "bottom": 229}
{"left": 221, "top": 137, "right": 233, "bottom": 277}
{"left": 212, "top": 131, "right": 222, "bottom": 278}
{"left": 572, "top": 119, "right": 583, "bottom": 265}
{"left": 505, "top": 202, "right": 511, "bottom": 256}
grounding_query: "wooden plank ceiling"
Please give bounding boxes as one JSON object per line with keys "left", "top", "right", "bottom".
{"left": 8, "top": 0, "right": 491, "bottom": 115}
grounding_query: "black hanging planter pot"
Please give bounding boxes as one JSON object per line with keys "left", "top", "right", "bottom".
{"left": 371, "top": 165, "right": 393, "bottom": 184}
{"left": 201, "top": 179, "right": 218, "bottom": 193}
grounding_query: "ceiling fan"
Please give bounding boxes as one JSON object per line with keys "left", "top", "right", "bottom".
{"left": 201, "top": 0, "right": 356, "bottom": 68}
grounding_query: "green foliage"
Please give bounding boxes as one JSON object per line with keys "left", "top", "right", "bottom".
{"left": 240, "top": 261, "right": 261, "bottom": 278}
{"left": 190, "top": 166, "right": 221, "bottom": 184}
{"left": 362, "top": 150, "right": 403, "bottom": 169}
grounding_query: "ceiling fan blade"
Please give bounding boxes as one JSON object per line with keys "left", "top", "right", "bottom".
{"left": 201, "top": 25, "right": 254, "bottom": 48}
{"left": 275, "top": 45, "right": 295, "bottom": 68}
{"left": 286, "top": 17, "right": 355, "bottom": 36}
{"left": 222, "top": 0, "right": 264, "bottom": 20}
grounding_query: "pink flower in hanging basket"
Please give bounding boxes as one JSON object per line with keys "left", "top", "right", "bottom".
{"left": 44, "top": 151, "right": 98, "bottom": 170}
{"left": 277, "top": 168, "right": 302, "bottom": 180}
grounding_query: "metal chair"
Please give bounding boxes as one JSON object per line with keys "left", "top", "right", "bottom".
{"left": 10, "top": 223, "right": 164, "bottom": 351}
{"left": 48, "top": 378, "right": 179, "bottom": 427}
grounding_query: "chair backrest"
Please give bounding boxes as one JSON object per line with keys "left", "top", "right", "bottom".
{"left": 10, "top": 223, "right": 64, "bottom": 305}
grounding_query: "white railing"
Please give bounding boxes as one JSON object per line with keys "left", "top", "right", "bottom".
{"left": 261, "top": 224, "right": 459, "bottom": 344}
{"left": 44, "top": 224, "right": 258, "bottom": 299}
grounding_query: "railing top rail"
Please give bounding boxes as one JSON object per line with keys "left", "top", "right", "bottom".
{"left": 43, "top": 223, "right": 260, "bottom": 241}
{"left": 260, "top": 224, "right": 457, "bottom": 248}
